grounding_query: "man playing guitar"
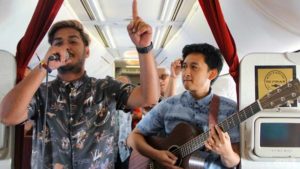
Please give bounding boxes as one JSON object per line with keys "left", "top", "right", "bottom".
{"left": 127, "top": 43, "right": 240, "bottom": 169}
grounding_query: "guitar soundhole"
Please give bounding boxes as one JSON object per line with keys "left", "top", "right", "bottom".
{"left": 168, "top": 145, "right": 182, "bottom": 166}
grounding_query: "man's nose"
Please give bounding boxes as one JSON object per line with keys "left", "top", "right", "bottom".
{"left": 183, "top": 68, "right": 191, "bottom": 76}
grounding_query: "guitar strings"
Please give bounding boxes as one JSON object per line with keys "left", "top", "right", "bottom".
{"left": 168, "top": 101, "right": 259, "bottom": 157}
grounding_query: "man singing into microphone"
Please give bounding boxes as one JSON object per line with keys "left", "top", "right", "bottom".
{"left": 0, "top": 0, "right": 160, "bottom": 168}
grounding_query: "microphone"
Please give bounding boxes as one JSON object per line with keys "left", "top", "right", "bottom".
{"left": 48, "top": 53, "right": 60, "bottom": 61}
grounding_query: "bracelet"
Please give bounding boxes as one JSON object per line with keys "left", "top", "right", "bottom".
{"left": 136, "top": 42, "right": 153, "bottom": 54}
{"left": 40, "top": 61, "right": 52, "bottom": 73}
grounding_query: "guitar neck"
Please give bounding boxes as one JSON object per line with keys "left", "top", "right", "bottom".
{"left": 180, "top": 101, "right": 261, "bottom": 157}
{"left": 176, "top": 79, "right": 300, "bottom": 158}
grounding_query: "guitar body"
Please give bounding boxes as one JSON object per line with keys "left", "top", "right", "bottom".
{"left": 129, "top": 123, "right": 203, "bottom": 169}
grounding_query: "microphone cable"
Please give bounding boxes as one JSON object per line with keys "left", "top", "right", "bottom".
{"left": 40, "top": 59, "right": 51, "bottom": 169}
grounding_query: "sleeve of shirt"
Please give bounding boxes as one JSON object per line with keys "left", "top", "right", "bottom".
{"left": 136, "top": 101, "right": 166, "bottom": 136}
{"left": 27, "top": 89, "right": 42, "bottom": 120}
{"left": 102, "top": 76, "right": 135, "bottom": 111}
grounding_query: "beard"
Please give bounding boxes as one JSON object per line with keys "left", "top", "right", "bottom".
{"left": 58, "top": 58, "right": 84, "bottom": 74}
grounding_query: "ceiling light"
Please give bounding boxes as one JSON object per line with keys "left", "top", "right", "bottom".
{"left": 155, "top": 0, "right": 178, "bottom": 49}
{"left": 104, "top": 26, "right": 116, "bottom": 49}
{"left": 89, "top": 0, "right": 105, "bottom": 21}
{"left": 153, "top": 28, "right": 161, "bottom": 49}
{"left": 160, "top": 0, "right": 170, "bottom": 21}
{"left": 164, "top": 0, "right": 178, "bottom": 21}
{"left": 123, "top": 50, "right": 138, "bottom": 59}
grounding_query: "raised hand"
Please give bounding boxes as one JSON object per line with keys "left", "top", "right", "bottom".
{"left": 170, "top": 59, "right": 182, "bottom": 78}
{"left": 127, "top": 0, "right": 152, "bottom": 48}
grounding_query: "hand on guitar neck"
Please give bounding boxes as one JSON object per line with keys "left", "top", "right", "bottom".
{"left": 204, "top": 125, "right": 240, "bottom": 168}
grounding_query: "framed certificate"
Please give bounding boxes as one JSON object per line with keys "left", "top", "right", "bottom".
{"left": 255, "top": 65, "right": 297, "bottom": 107}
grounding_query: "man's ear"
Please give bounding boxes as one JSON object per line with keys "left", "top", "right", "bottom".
{"left": 208, "top": 69, "right": 218, "bottom": 81}
{"left": 85, "top": 47, "right": 90, "bottom": 58}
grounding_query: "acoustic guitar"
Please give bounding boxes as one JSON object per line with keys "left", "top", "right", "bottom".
{"left": 129, "top": 79, "right": 300, "bottom": 169}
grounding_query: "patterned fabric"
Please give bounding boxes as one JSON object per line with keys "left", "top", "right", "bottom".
{"left": 28, "top": 73, "right": 134, "bottom": 169}
{"left": 137, "top": 90, "right": 239, "bottom": 169}
{"left": 116, "top": 110, "right": 132, "bottom": 162}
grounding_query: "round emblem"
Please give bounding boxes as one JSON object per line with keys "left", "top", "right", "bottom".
{"left": 264, "top": 70, "right": 287, "bottom": 90}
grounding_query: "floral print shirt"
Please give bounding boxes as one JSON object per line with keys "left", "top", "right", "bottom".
{"left": 28, "top": 73, "right": 134, "bottom": 169}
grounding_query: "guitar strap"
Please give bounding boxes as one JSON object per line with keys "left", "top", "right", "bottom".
{"left": 208, "top": 94, "right": 220, "bottom": 129}
{"left": 192, "top": 94, "right": 220, "bottom": 169}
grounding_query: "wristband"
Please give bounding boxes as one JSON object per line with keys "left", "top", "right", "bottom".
{"left": 136, "top": 42, "right": 153, "bottom": 54}
{"left": 40, "top": 61, "right": 52, "bottom": 73}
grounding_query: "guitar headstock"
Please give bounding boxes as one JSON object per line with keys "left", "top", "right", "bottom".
{"left": 259, "top": 78, "right": 300, "bottom": 109}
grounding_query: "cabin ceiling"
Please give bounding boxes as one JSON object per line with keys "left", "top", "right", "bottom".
{"left": 66, "top": 0, "right": 196, "bottom": 62}
{"left": 1, "top": 0, "right": 300, "bottom": 79}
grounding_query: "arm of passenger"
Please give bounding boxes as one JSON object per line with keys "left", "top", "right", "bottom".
{"left": 127, "top": 128, "right": 161, "bottom": 160}
{"left": 0, "top": 65, "right": 47, "bottom": 125}
{"left": 126, "top": 0, "right": 159, "bottom": 108}
{"left": 0, "top": 46, "right": 70, "bottom": 125}
{"left": 127, "top": 128, "right": 180, "bottom": 169}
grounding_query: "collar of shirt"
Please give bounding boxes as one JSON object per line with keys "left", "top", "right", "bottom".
{"left": 57, "top": 72, "right": 89, "bottom": 90}
{"left": 182, "top": 90, "right": 213, "bottom": 109}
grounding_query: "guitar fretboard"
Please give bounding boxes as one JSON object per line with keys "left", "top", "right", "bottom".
{"left": 179, "top": 101, "right": 261, "bottom": 157}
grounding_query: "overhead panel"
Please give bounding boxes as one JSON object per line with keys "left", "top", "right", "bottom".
{"left": 67, "top": 0, "right": 112, "bottom": 49}
{"left": 66, "top": 0, "right": 197, "bottom": 63}
{"left": 160, "top": 0, "right": 196, "bottom": 48}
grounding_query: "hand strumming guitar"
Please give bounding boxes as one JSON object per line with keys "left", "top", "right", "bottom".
{"left": 151, "top": 149, "right": 183, "bottom": 169}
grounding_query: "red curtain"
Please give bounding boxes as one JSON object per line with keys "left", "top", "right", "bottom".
{"left": 198, "top": 0, "right": 239, "bottom": 93}
{"left": 14, "top": 1, "right": 63, "bottom": 169}
{"left": 15, "top": 0, "right": 64, "bottom": 82}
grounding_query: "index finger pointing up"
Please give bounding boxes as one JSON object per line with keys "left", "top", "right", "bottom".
{"left": 132, "top": 0, "right": 138, "bottom": 19}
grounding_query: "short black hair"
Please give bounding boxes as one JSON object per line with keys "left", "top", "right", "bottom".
{"left": 182, "top": 43, "right": 223, "bottom": 84}
{"left": 48, "top": 20, "right": 90, "bottom": 46}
